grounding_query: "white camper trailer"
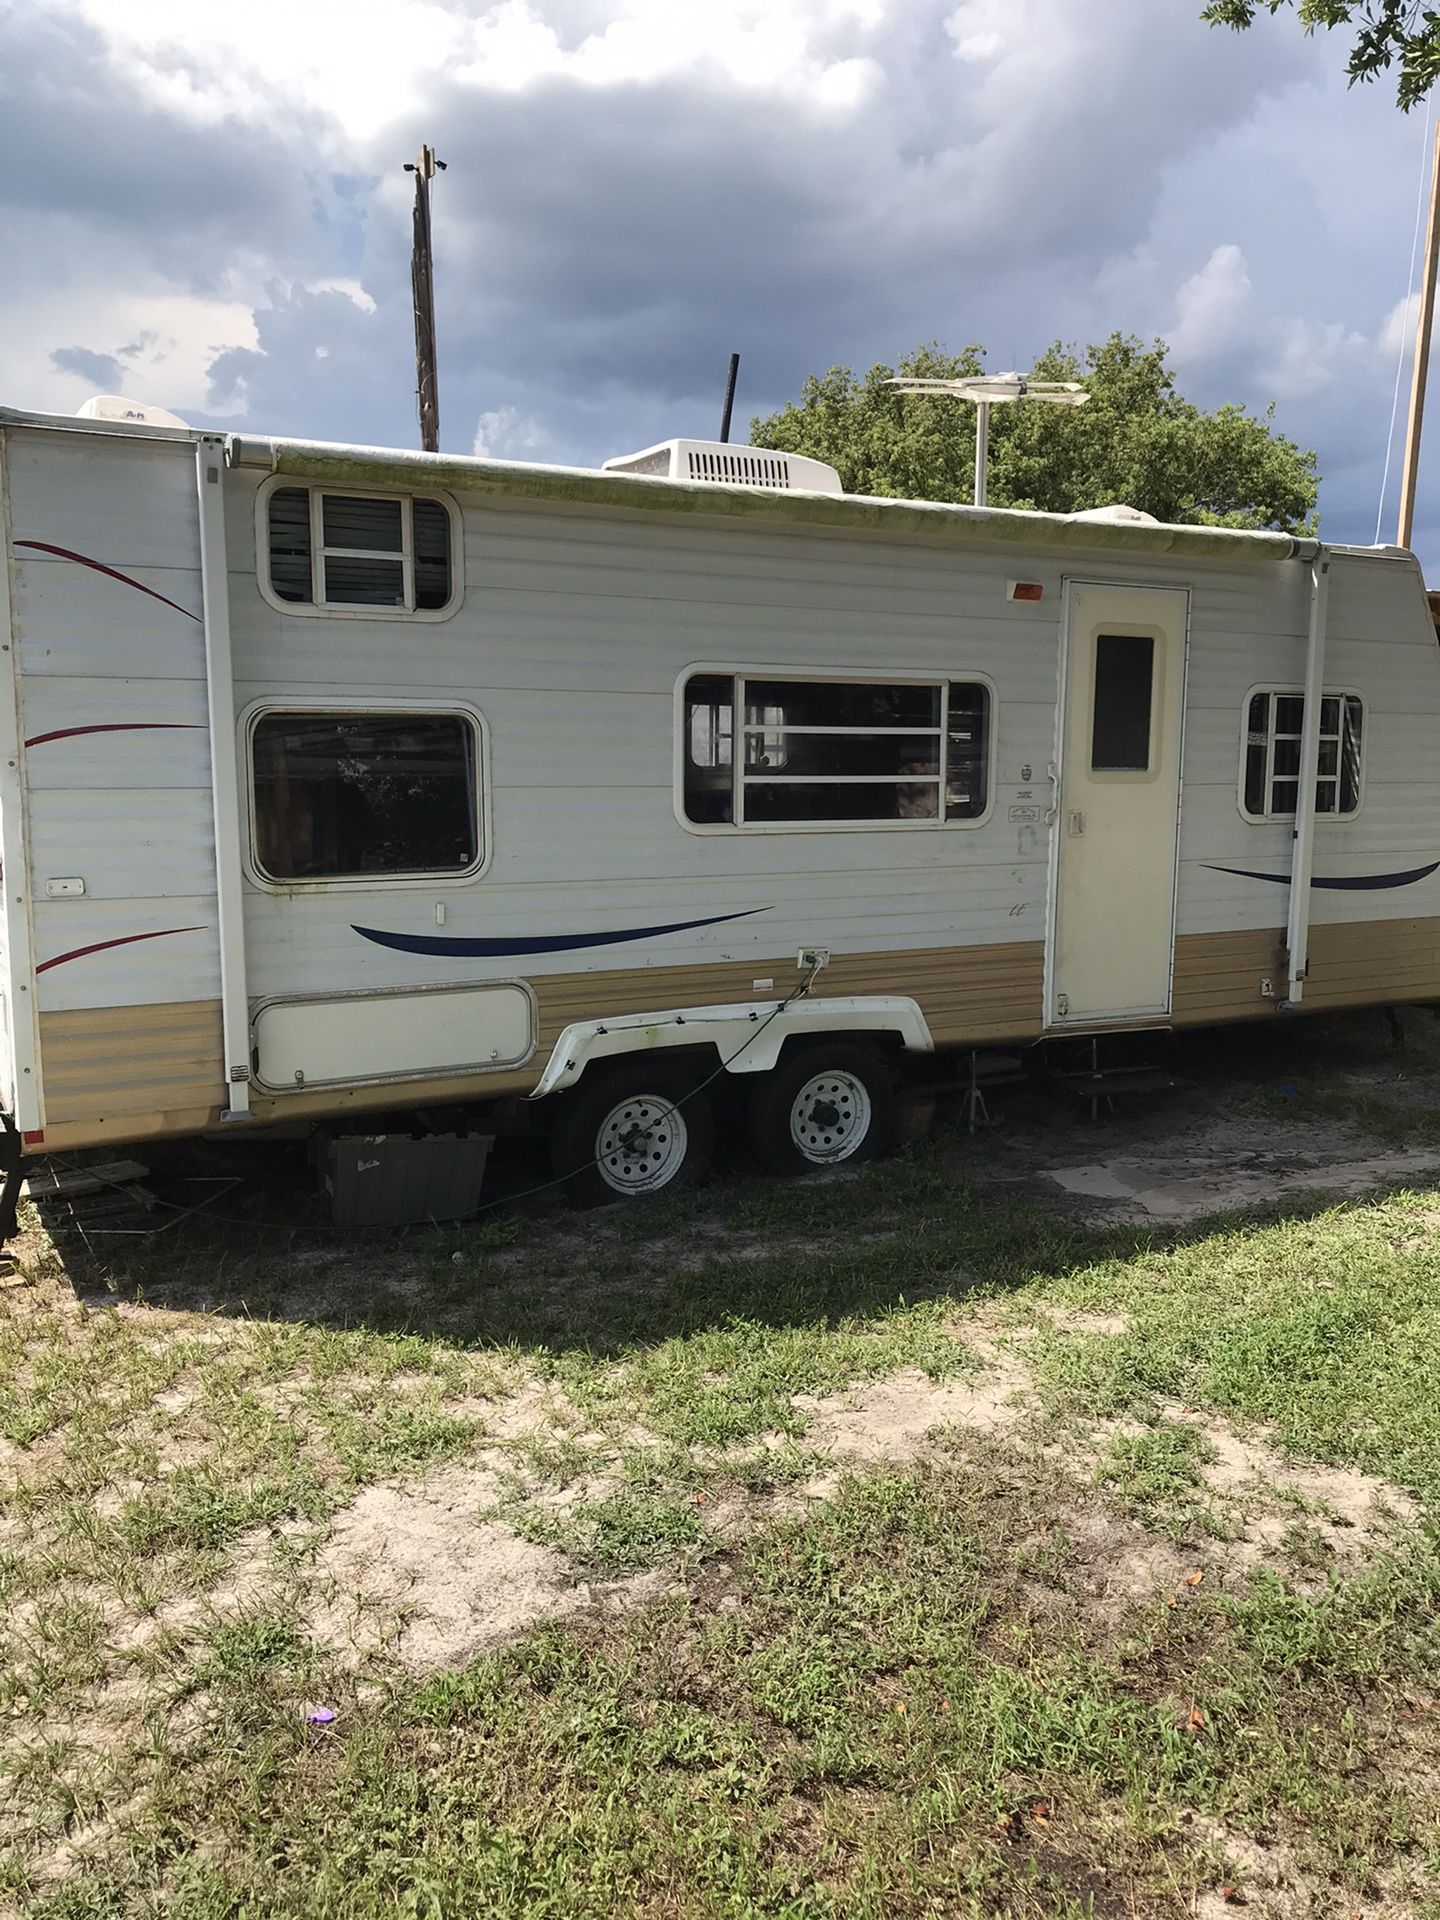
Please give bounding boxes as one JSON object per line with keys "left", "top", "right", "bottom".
{"left": 0, "top": 401, "right": 1436, "bottom": 1214}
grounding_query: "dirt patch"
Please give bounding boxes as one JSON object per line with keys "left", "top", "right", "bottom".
{"left": 1043, "top": 1308, "right": 1130, "bottom": 1338}
{"left": 793, "top": 1353, "right": 1033, "bottom": 1500}
{"left": 1169, "top": 1404, "right": 1419, "bottom": 1568}
{"left": 306, "top": 1466, "right": 666, "bottom": 1671}
{"left": 1187, "top": 1814, "right": 1425, "bottom": 1919}
{"left": 1054, "top": 1502, "right": 1197, "bottom": 1605}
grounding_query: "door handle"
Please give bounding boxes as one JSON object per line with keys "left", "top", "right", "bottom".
{"left": 1044, "top": 762, "right": 1059, "bottom": 825}
{"left": 1067, "top": 809, "right": 1086, "bottom": 837}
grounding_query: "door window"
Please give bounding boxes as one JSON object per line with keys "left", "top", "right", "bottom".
{"left": 1090, "top": 632, "right": 1156, "bottom": 773}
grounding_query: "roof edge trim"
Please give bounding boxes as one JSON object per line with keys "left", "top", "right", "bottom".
{"left": 227, "top": 432, "right": 1321, "bottom": 565}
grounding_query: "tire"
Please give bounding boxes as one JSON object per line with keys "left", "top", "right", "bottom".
{"left": 747, "top": 1041, "right": 898, "bottom": 1178}
{"left": 550, "top": 1060, "right": 715, "bottom": 1207}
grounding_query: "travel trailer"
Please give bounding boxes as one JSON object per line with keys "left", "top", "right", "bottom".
{"left": 0, "top": 400, "right": 1436, "bottom": 1219}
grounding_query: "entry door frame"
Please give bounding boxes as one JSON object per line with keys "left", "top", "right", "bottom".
{"left": 1043, "top": 577, "right": 1192, "bottom": 1031}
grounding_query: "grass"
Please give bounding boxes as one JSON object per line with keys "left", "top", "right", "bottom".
{"left": 22, "top": 1454, "right": 1440, "bottom": 1918}
{"left": 3, "top": 1010, "right": 1440, "bottom": 1913}
{"left": 513, "top": 1489, "right": 709, "bottom": 1570}
{"left": 1094, "top": 1420, "right": 1221, "bottom": 1538}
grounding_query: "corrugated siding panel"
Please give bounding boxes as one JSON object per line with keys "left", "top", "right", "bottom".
{"left": 1174, "top": 919, "right": 1440, "bottom": 1024}
{"left": 22, "top": 679, "right": 210, "bottom": 789}
{"left": 11, "top": 562, "right": 205, "bottom": 680}
{"left": 229, "top": 476, "right": 1072, "bottom": 1001}
{"left": 527, "top": 941, "right": 1045, "bottom": 1054}
{"left": 38, "top": 999, "right": 223, "bottom": 1126}
{"left": 31, "top": 898, "right": 218, "bottom": 1014}
{"left": 10, "top": 433, "right": 221, "bottom": 1036}
{"left": 36, "top": 941, "right": 1044, "bottom": 1150}
{"left": 28, "top": 790, "right": 217, "bottom": 901}
{"left": 6, "top": 431, "right": 200, "bottom": 571}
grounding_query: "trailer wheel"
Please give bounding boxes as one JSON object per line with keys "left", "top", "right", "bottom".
{"left": 550, "top": 1061, "right": 714, "bottom": 1207}
{"left": 747, "top": 1041, "right": 897, "bottom": 1177}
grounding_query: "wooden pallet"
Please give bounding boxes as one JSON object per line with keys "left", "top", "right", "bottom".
{"left": 23, "top": 1158, "right": 151, "bottom": 1201}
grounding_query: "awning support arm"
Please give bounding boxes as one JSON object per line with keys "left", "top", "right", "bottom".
{"left": 1283, "top": 550, "right": 1331, "bottom": 1008}
{"left": 196, "top": 436, "right": 252, "bottom": 1116}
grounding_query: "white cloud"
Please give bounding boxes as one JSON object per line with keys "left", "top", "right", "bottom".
{"left": 306, "top": 279, "right": 378, "bottom": 315}
{"left": 1, "top": 288, "right": 257, "bottom": 417}
{"left": 70, "top": 0, "right": 461, "bottom": 138}
{"left": 1380, "top": 291, "right": 1419, "bottom": 362}
{"left": 949, "top": 31, "right": 1000, "bottom": 62}
{"left": 1260, "top": 315, "right": 1371, "bottom": 401}
{"left": 1169, "top": 244, "right": 1253, "bottom": 367}
{"left": 70, "top": 0, "right": 895, "bottom": 134}
{"left": 473, "top": 404, "right": 553, "bottom": 459}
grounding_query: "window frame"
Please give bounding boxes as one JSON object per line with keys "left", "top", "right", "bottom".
{"left": 241, "top": 696, "right": 491, "bottom": 894}
{"left": 1236, "top": 683, "right": 1366, "bottom": 825}
{"left": 254, "top": 476, "right": 464, "bottom": 621}
{"left": 674, "top": 664, "right": 997, "bottom": 835}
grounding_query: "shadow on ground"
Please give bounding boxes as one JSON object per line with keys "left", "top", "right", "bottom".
{"left": 22, "top": 1005, "right": 1440, "bottom": 1360}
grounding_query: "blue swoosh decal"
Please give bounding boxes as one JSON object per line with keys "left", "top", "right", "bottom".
{"left": 1204, "top": 861, "right": 1440, "bottom": 892}
{"left": 353, "top": 905, "right": 772, "bottom": 959}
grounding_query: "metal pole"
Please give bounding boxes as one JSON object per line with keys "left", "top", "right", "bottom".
{"left": 719, "top": 353, "right": 740, "bottom": 444}
{"left": 1284, "top": 551, "right": 1331, "bottom": 1008}
{"left": 1398, "top": 120, "right": 1440, "bottom": 550}
{"left": 408, "top": 144, "right": 444, "bottom": 455}
{"left": 194, "top": 437, "right": 252, "bottom": 1118}
{"left": 973, "top": 398, "right": 989, "bottom": 509}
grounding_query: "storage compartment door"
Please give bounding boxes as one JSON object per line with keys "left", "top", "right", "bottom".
{"left": 253, "top": 984, "right": 534, "bottom": 1091}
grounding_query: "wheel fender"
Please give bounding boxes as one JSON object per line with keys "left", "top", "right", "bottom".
{"left": 529, "top": 995, "right": 934, "bottom": 1099}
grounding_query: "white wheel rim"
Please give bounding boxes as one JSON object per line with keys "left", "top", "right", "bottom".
{"left": 595, "top": 1094, "right": 689, "bottom": 1196}
{"left": 789, "top": 1069, "right": 872, "bottom": 1165}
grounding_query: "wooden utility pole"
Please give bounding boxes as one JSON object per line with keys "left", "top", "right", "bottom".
{"left": 405, "top": 144, "right": 445, "bottom": 454}
{"left": 1397, "top": 120, "right": 1440, "bottom": 550}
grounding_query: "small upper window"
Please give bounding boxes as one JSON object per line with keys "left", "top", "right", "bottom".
{"left": 251, "top": 710, "right": 479, "bottom": 881}
{"left": 265, "top": 486, "right": 455, "bottom": 614}
{"left": 1243, "top": 690, "right": 1363, "bottom": 820}
{"left": 681, "top": 674, "right": 990, "bottom": 827}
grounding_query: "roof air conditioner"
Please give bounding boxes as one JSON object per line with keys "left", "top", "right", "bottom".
{"left": 602, "top": 438, "right": 843, "bottom": 495}
{"left": 75, "top": 394, "right": 190, "bottom": 429}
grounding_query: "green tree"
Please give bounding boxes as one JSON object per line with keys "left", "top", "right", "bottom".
{"left": 1201, "top": 2, "right": 1440, "bottom": 109}
{"left": 751, "top": 335, "right": 1319, "bottom": 534}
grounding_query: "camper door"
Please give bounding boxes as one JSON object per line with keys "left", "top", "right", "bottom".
{"left": 1048, "top": 582, "right": 1189, "bottom": 1028}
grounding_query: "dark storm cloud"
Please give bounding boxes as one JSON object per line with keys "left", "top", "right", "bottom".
{"left": 2, "top": 0, "right": 1431, "bottom": 558}
{"left": 49, "top": 345, "right": 123, "bottom": 387}
{"left": 203, "top": 282, "right": 417, "bottom": 448}
{"left": 0, "top": 4, "right": 346, "bottom": 296}
{"left": 409, "top": 0, "right": 1316, "bottom": 414}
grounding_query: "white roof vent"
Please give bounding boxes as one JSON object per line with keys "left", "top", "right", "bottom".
{"left": 1070, "top": 503, "right": 1159, "bottom": 525}
{"left": 602, "top": 438, "right": 843, "bottom": 494}
{"left": 75, "top": 393, "right": 190, "bottom": 429}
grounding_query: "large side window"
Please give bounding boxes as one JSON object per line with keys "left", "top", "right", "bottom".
{"left": 264, "top": 486, "right": 455, "bottom": 613}
{"left": 1242, "top": 690, "right": 1363, "bottom": 820}
{"left": 252, "top": 711, "right": 480, "bottom": 881}
{"left": 681, "top": 674, "right": 991, "bottom": 827}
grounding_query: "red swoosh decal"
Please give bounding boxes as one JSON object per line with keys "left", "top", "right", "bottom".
{"left": 25, "top": 721, "right": 206, "bottom": 748}
{"left": 37, "top": 926, "right": 206, "bottom": 975}
{"left": 15, "top": 540, "right": 201, "bottom": 622}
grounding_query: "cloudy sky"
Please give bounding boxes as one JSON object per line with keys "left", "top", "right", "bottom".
{"left": 2, "top": 0, "right": 1435, "bottom": 560}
